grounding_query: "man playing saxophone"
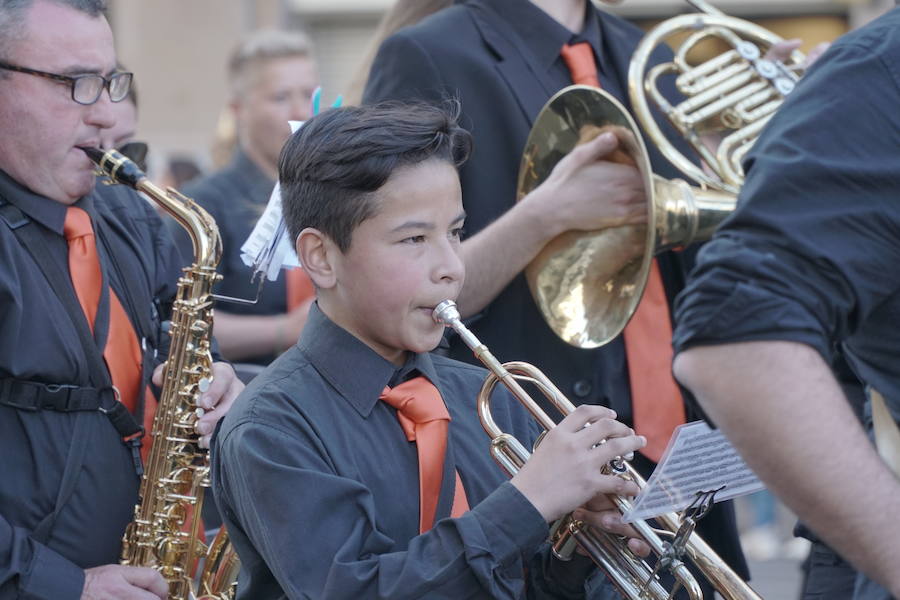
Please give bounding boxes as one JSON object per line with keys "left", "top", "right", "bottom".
{"left": 0, "top": 1, "right": 242, "bottom": 598}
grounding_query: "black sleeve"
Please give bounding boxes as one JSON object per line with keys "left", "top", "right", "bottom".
{"left": 363, "top": 30, "right": 451, "bottom": 108}
{"left": 0, "top": 516, "right": 83, "bottom": 600}
{"left": 673, "top": 39, "right": 900, "bottom": 360}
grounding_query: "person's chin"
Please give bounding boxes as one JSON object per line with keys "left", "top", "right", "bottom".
{"left": 408, "top": 327, "right": 444, "bottom": 354}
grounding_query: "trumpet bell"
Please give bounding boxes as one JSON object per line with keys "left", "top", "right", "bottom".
{"left": 518, "top": 86, "right": 734, "bottom": 349}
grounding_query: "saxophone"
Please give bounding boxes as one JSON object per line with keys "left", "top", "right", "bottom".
{"left": 85, "top": 147, "right": 233, "bottom": 600}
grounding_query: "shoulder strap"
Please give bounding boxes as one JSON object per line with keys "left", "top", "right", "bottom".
{"left": 0, "top": 201, "right": 143, "bottom": 443}
{"left": 94, "top": 205, "right": 159, "bottom": 424}
{"left": 0, "top": 202, "right": 111, "bottom": 388}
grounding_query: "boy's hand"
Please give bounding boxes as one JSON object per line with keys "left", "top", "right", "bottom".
{"left": 510, "top": 404, "right": 646, "bottom": 522}
{"left": 573, "top": 496, "right": 652, "bottom": 558}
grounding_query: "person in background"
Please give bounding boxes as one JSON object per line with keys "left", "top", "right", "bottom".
{"left": 171, "top": 29, "right": 319, "bottom": 369}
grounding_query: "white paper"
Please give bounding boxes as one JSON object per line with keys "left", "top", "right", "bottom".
{"left": 622, "top": 421, "right": 764, "bottom": 523}
{"left": 239, "top": 120, "right": 304, "bottom": 281}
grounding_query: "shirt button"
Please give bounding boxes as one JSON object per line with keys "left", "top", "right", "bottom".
{"left": 572, "top": 379, "right": 592, "bottom": 399}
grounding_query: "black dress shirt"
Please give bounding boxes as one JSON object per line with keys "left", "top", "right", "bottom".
{"left": 212, "top": 303, "right": 599, "bottom": 599}
{"left": 673, "top": 7, "right": 900, "bottom": 422}
{"left": 172, "top": 149, "right": 287, "bottom": 365}
{"left": 0, "top": 171, "right": 181, "bottom": 599}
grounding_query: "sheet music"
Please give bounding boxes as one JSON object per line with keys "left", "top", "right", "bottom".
{"left": 239, "top": 120, "right": 304, "bottom": 281}
{"left": 622, "top": 421, "right": 765, "bottom": 523}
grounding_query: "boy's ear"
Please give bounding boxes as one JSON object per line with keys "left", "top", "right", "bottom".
{"left": 296, "top": 228, "right": 337, "bottom": 289}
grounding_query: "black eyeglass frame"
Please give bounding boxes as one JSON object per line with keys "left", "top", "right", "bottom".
{"left": 0, "top": 60, "right": 133, "bottom": 105}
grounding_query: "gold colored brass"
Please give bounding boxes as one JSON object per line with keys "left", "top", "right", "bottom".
{"left": 518, "top": 86, "right": 733, "bottom": 348}
{"left": 433, "top": 300, "right": 761, "bottom": 600}
{"left": 629, "top": 2, "right": 805, "bottom": 193}
{"left": 520, "top": 1, "right": 807, "bottom": 348}
{"left": 85, "top": 148, "right": 236, "bottom": 600}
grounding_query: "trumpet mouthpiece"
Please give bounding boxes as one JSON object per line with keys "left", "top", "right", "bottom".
{"left": 432, "top": 300, "right": 460, "bottom": 325}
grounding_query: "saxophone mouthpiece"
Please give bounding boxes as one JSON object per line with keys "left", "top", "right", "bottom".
{"left": 80, "top": 146, "right": 106, "bottom": 163}
{"left": 81, "top": 146, "right": 146, "bottom": 189}
{"left": 432, "top": 300, "right": 460, "bottom": 326}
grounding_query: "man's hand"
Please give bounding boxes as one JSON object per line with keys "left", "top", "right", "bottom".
{"left": 152, "top": 361, "right": 244, "bottom": 448}
{"left": 524, "top": 131, "right": 647, "bottom": 239}
{"left": 82, "top": 564, "right": 167, "bottom": 600}
{"left": 766, "top": 38, "right": 830, "bottom": 69}
{"left": 573, "top": 494, "right": 651, "bottom": 558}
{"left": 511, "top": 405, "right": 646, "bottom": 522}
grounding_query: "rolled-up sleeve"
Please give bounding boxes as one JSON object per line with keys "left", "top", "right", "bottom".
{"left": 674, "top": 38, "right": 900, "bottom": 361}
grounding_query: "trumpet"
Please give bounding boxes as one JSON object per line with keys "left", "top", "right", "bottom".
{"left": 433, "top": 300, "right": 760, "bottom": 599}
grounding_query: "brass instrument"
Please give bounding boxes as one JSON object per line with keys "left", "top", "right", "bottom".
{"left": 85, "top": 148, "right": 234, "bottom": 600}
{"left": 629, "top": 0, "right": 805, "bottom": 194}
{"left": 523, "top": 0, "right": 805, "bottom": 347}
{"left": 433, "top": 300, "right": 760, "bottom": 600}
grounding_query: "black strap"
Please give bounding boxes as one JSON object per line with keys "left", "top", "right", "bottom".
{"left": 0, "top": 201, "right": 143, "bottom": 444}
{"left": 94, "top": 205, "right": 157, "bottom": 427}
{"left": 31, "top": 412, "right": 92, "bottom": 544}
{"left": 0, "top": 378, "right": 116, "bottom": 412}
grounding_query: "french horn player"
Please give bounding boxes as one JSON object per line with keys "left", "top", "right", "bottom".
{"left": 360, "top": 0, "right": 819, "bottom": 592}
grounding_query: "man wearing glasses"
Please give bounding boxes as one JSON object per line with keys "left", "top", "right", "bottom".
{"left": 0, "top": 1, "right": 242, "bottom": 598}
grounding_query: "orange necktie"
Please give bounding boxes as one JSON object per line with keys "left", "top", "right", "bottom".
{"left": 64, "top": 207, "right": 154, "bottom": 453}
{"left": 561, "top": 42, "right": 601, "bottom": 87}
{"left": 380, "top": 377, "right": 469, "bottom": 533}
{"left": 559, "top": 42, "right": 685, "bottom": 462}
{"left": 285, "top": 267, "right": 314, "bottom": 312}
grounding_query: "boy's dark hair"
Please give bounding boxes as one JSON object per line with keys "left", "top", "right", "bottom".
{"left": 279, "top": 101, "right": 472, "bottom": 252}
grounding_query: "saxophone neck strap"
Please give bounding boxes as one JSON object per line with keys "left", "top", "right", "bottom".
{"left": 0, "top": 201, "right": 144, "bottom": 468}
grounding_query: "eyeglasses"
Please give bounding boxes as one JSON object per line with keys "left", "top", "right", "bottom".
{"left": 0, "top": 61, "right": 133, "bottom": 105}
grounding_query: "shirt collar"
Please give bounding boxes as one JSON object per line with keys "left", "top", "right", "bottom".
{"left": 0, "top": 168, "right": 95, "bottom": 234}
{"left": 297, "top": 302, "right": 441, "bottom": 418}
{"left": 492, "top": 0, "right": 606, "bottom": 75}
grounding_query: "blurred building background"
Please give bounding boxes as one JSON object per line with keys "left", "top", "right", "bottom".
{"left": 104, "top": 0, "right": 894, "bottom": 595}
{"left": 108, "top": 0, "right": 894, "bottom": 176}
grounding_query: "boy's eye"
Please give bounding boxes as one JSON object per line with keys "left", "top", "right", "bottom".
{"left": 402, "top": 235, "right": 426, "bottom": 244}
{"left": 450, "top": 227, "right": 465, "bottom": 240}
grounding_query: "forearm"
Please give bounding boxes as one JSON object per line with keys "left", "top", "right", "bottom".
{"left": 212, "top": 311, "right": 288, "bottom": 360}
{"left": 457, "top": 191, "right": 559, "bottom": 318}
{"left": 0, "top": 516, "right": 84, "bottom": 599}
{"left": 674, "top": 341, "right": 900, "bottom": 596}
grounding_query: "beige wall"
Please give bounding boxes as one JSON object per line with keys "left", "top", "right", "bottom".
{"left": 107, "top": 0, "right": 285, "bottom": 174}
{"left": 106, "top": 0, "right": 892, "bottom": 178}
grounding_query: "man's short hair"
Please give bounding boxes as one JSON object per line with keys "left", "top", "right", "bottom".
{"left": 279, "top": 101, "right": 472, "bottom": 252}
{"left": 0, "top": 0, "right": 106, "bottom": 60}
{"left": 228, "top": 29, "right": 312, "bottom": 99}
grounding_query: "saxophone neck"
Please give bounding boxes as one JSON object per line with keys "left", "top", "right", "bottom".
{"left": 84, "top": 147, "right": 222, "bottom": 268}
